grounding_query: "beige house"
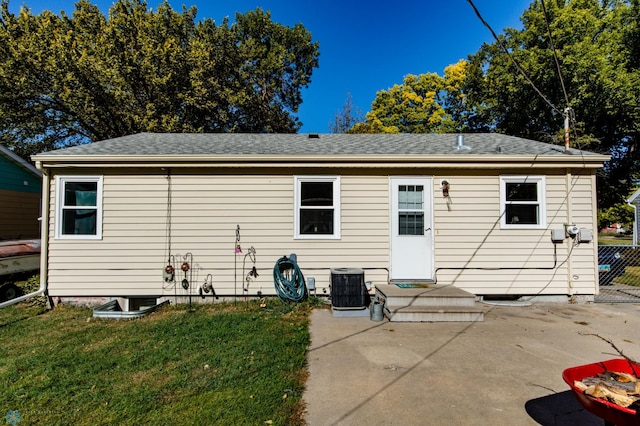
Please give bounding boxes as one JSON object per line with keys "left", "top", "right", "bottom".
{"left": 32, "top": 133, "right": 609, "bottom": 307}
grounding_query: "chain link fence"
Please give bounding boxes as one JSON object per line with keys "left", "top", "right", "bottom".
{"left": 596, "top": 245, "right": 640, "bottom": 303}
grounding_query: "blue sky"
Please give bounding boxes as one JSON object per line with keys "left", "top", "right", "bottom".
{"left": 8, "top": 0, "right": 533, "bottom": 133}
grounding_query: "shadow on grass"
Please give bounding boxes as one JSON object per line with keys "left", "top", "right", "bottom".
{"left": 525, "top": 390, "right": 603, "bottom": 425}
{"left": 0, "top": 303, "right": 48, "bottom": 329}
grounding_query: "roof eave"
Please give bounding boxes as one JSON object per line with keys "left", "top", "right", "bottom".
{"left": 34, "top": 153, "right": 610, "bottom": 169}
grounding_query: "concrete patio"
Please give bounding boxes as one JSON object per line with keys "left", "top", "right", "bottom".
{"left": 303, "top": 301, "right": 640, "bottom": 425}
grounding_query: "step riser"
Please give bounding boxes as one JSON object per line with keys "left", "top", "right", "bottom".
{"left": 385, "top": 310, "right": 484, "bottom": 322}
{"left": 383, "top": 296, "right": 476, "bottom": 307}
{"left": 375, "top": 284, "right": 484, "bottom": 322}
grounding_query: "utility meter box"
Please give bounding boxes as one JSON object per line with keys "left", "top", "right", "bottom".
{"left": 551, "top": 228, "right": 566, "bottom": 243}
{"left": 578, "top": 228, "right": 593, "bottom": 243}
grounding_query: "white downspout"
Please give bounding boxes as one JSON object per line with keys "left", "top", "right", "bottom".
{"left": 0, "top": 164, "right": 50, "bottom": 308}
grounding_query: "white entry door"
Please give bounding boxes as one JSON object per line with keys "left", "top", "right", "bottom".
{"left": 390, "top": 177, "right": 433, "bottom": 280}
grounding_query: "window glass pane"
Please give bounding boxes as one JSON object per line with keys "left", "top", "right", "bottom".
{"left": 301, "top": 182, "right": 333, "bottom": 206}
{"left": 399, "top": 212, "right": 424, "bottom": 235}
{"left": 64, "top": 182, "right": 97, "bottom": 207}
{"left": 505, "top": 204, "right": 538, "bottom": 225}
{"left": 300, "top": 209, "right": 334, "bottom": 234}
{"left": 62, "top": 209, "right": 97, "bottom": 235}
{"left": 506, "top": 182, "right": 537, "bottom": 202}
{"left": 398, "top": 185, "right": 423, "bottom": 210}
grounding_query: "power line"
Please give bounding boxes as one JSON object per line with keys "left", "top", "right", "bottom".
{"left": 540, "top": 0, "right": 582, "bottom": 152}
{"left": 465, "top": 0, "right": 562, "bottom": 117}
{"left": 540, "top": 0, "right": 570, "bottom": 109}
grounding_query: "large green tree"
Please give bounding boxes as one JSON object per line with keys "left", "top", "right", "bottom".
{"left": 466, "top": 0, "right": 639, "bottom": 207}
{"left": 352, "top": 1, "right": 638, "bottom": 207}
{"left": 0, "top": 0, "right": 319, "bottom": 158}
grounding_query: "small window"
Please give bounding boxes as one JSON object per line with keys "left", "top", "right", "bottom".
{"left": 294, "top": 176, "right": 340, "bottom": 239}
{"left": 55, "top": 176, "right": 103, "bottom": 239}
{"left": 500, "top": 176, "right": 545, "bottom": 229}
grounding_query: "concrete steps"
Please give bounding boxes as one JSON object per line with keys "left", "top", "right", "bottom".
{"left": 375, "top": 284, "right": 485, "bottom": 322}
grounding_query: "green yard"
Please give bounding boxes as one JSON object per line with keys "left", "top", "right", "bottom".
{"left": 0, "top": 298, "right": 318, "bottom": 425}
{"left": 613, "top": 266, "right": 640, "bottom": 287}
{"left": 598, "top": 233, "right": 633, "bottom": 245}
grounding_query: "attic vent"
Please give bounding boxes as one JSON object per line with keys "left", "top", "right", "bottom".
{"left": 456, "top": 134, "right": 471, "bottom": 151}
{"left": 308, "top": 133, "right": 320, "bottom": 139}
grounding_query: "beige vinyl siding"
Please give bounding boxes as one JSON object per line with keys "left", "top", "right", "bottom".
{"left": 47, "top": 171, "right": 390, "bottom": 297}
{"left": 432, "top": 170, "right": 597, "bottom": 295}
{"left": 46, "top": 166, "right": 600, "bottom": 299}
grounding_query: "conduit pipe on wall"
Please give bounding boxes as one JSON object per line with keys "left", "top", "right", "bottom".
{"left": 0, "top": 167, "right": 50, "bottom": 309}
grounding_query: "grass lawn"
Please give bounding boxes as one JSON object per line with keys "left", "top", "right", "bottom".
{"left": 0, "top": 297, "right": 320, "bottom": 425}
{"left": 613, "top": 266, "right": 640, "bottom": 287}
{"left": 598, "top": 233, "right": 633, "bottom": 245}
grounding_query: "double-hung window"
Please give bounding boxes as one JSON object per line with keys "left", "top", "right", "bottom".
{"left": 55, "top": 176, "right": 103, "bottom": 239}
{"left": 294, "top": 176, "right": 340, "bottom": 239}
{"left": 500, "top": 176, "right": 546, "bottom": 229}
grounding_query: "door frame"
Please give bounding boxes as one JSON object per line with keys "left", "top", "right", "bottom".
{"left": 389, "top": 176, "right": 435, "bottom": 281}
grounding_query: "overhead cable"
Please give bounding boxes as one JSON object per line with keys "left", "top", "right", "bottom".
{"left": 465, "top": 0, "right": 562, "bottom": 116}
{"left": 540, "top": 0, "right": 570, "bottom": 110}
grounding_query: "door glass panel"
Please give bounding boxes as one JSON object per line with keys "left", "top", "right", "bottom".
{"left": 399, "top": 212, "right": 424, "bottom": 235}
{"left": 398, "top": 185, "right": 423, "bottom": 209}
{"left": 398, "top": 185, "right": 424, "bottom": 235}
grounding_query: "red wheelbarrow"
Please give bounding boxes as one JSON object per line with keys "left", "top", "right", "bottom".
{"left": 563, "top": 358, "right": 640, "bottom": 426}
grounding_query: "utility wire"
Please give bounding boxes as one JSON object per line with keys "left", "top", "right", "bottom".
{"left": 465, "top": 0, "right": 562, "bottom": 117}
{"left": 540, "top": 0, "right": 589, "bottom": 157}
{"left": 540, "top": 0, "right": 570, "bottom": 109}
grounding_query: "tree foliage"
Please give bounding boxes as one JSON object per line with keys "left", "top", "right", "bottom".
{"left": 349, "top": 60, "right": 469, "bottom": 134}
{"left": 353, "top": 0, "right": 638, "bottom": 208}
{"left": 465, "top": 0, "right": 639, "bottom": 207}
{"left": 597, "top": 201, "right": 635, "bottom": 230}
{"left": 0, "top": 0, "right": 319, "bottom": 158}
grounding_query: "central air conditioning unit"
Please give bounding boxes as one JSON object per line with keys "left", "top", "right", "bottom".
{"left": 330, "top": 267, "right": 367, "bottom": 309}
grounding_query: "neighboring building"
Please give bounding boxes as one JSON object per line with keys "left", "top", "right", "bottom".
{"left": 628, "top": 188, "right": 640, "bottom": 246}
{"left": 32, "top": 133, "right": 609, "bottom": 307}
{"left": 0, "top": 145, "right": 42, "bottom": 241}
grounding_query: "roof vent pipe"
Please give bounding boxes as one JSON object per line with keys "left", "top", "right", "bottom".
{"left": 456, "top": 134, "right": 470, "bottom": 150}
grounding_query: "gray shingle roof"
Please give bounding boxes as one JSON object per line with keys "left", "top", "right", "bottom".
{"left": 36, "top": 132, "right": 601, "bottom": 158}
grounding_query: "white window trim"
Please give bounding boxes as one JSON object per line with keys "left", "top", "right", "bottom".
{"left": 500, "top": 175, "right": 546, "bottom": 229}
{"left": 294, "top": 175, "right": 341, "bottom": 240}
{"left": 55, "top": 175, "right": 103, "bottom": 240}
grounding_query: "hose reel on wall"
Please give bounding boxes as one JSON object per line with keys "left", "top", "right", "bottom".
{"left": 273, "top": 254, "right": 307, "bottom": 303}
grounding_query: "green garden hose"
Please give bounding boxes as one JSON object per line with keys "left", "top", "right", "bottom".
{"left": 273, "top": 255, "right": 307, "bottom": 303}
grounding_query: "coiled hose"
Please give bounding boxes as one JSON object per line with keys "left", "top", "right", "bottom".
{"left": 273, "top": 256, "right": 307, "bottom": 303}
